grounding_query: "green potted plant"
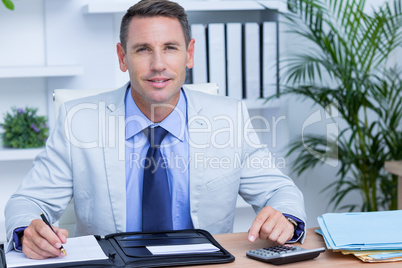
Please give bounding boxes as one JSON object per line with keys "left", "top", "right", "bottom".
{"left": 0, "top": 107, "right": 48, "bottom": 149}
{"left": 269, "top": 0, "right": 402, "bottom": 211}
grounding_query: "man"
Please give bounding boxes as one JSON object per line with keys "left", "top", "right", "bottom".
{"left": 5, "top": 0, "right": 306, "bottom": 260}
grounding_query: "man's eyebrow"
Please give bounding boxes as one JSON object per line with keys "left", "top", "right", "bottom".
{"left": 130, "top": 41, "right": 182, "bottom": 51}
{"left": 164, "top": 41, "right": 181, "bottom": 46}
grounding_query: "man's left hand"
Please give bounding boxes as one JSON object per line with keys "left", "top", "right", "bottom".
{"left": 248, "top": 206, "right": 294, "bottom": 245}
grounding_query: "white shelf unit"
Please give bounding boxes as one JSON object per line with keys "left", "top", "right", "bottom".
{"left": 0, "top": 65, "right": 84, "bottom": 79}
{"left": 84, "top": 0, "right": 286, "bottom": 14}
{"left": 0, "top": 147, "right": 42, "bottom": 161}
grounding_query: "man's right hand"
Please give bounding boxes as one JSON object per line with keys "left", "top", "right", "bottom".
{"left": 21, "top": 219, "right": 69, "bottom": 259}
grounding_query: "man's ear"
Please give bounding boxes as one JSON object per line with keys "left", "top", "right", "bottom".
{"left": 117, "top": 43, "right": 128, "bottom": 72}
{"left": 186, "top": 39, "right": 195, "bottom": 69}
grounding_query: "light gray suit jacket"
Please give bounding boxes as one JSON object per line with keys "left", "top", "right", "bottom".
{"left": 5, "top": 83, "right": 306, "bottom": 252}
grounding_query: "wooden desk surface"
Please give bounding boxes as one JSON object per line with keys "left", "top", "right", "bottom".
{"left": 189, "top": 228, "right": 402, "bottom": 267}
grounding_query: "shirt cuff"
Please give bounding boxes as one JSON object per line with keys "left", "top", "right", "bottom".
{"left": 282, "top": 214, "right": 305, "bottom": 243}
{"left": 12, "top": 227, "right": 27, "bottom": 252}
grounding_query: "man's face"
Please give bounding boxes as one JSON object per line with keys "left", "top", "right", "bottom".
{"left": 117, "top": 16, "right": 195, "bottom": 113}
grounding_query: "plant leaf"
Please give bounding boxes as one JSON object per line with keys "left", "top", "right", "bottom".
{"left": 2, "top": 0, "right": 14, "bottom": 10}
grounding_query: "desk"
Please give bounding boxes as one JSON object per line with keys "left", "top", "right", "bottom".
{"left": 188, "top": 228, "right": 402, "bottom": 267}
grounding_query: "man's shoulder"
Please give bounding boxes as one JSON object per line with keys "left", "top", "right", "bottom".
{"left": 183, "top": 87, "right": 242, "bottom": 107}
{"left": 62, "top": 84, "right": 128, "bottom": 110}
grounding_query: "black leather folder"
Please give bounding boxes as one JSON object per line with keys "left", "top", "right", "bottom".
{"left": 0, "top": 244, "right": 5, "bottom": 268}
{"left": 1, "top": 229, "right": 235, "bottom": 268}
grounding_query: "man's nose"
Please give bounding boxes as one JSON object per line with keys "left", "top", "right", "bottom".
{"left": 150, "top": 52, "right": 167, "bottom": 72}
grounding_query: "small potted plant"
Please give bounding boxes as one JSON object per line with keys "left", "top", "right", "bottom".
{"left": 0, "top": 107, "right": 48, "bottom": 149}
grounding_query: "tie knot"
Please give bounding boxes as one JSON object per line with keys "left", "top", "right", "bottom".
{"left": 144, "top": 126, "right": 168, "bottom": 148}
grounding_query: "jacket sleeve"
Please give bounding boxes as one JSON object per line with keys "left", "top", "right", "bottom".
{"left": 4, "top": 103, "right": 73, "bottom": 252}
{"left": 237, "top": 101, "right": 307, "bottom": 243}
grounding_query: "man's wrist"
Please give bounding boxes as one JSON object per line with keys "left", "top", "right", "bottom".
{"left": 282, "top": 214, "right": 305, "bottom": 243}
{"left": 12, "top": 227, "right": 27, "bottom": 251}
{"left": 285, "top": 216, "right": 298, "bottom": 229}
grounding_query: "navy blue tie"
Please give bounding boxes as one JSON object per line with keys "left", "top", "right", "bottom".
{"left": 142, "top": 126, "right": 173, "bottom": 231}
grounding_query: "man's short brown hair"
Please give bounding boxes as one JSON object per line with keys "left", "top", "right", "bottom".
{"left": 120, "top": 0, "right": 191, "bottom": 51}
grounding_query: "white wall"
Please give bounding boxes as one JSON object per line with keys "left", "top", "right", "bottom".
{"left": 0, "top": 0, "right": 124, "bottom": 243}
{"left": 0, "top": 0, "right": 400, "bottom": 244}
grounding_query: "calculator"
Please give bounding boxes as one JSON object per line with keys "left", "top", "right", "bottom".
{"left": 246, "top": 245, "right": 325, "bottom": 265}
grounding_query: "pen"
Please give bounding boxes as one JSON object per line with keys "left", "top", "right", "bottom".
{"left": 40, "top": 213, "right": 67, "bottom": 256}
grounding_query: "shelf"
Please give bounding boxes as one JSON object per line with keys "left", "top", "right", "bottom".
{"left": 84, "top": 1, "right": 285, "bottom": 14}
{"left": 0, "top": 65, "right": 84, "bottom": 79}
{"left": 259, "top": 0, "right": 287, "bottom": 11}
{"left": 0, "top": 147, "right": 43, "bottom": 161}
{"left": 184, "top": 1, "right": 264, "bottom": 11}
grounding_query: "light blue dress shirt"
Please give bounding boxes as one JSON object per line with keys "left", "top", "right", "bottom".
{"left": 125, "top": 87, "right": 193, "bottom": 231}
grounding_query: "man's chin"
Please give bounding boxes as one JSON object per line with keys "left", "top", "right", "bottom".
{"left": 147, "top": 92, "right": 180, "bottom": 106}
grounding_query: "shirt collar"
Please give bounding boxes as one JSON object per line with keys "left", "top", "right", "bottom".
{"left": 125, "top": 87, "right": 187, "bottom": 142}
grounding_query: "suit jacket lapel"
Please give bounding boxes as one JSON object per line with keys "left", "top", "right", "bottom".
{"left": 184, "top": 88, "right": 209, "bottom": 228}
{"left": 103, "top": 83, "right": 129, "bottom": 233}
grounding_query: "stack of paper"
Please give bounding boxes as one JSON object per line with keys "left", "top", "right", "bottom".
{"left": 318, "top": 210, "right": 402, "bottom": 262}
{"left": 6, "top": 235, "right": 108, "bottom": 268}
{"left": 341, "top": 249, "right": 402, "bottom": 263}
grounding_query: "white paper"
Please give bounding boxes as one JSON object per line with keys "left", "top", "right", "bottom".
{"left": 6, "top": 235, "right": 108, "bottom": 268}
{"left": 147, "top": 243, "right": 220, "bottom": 255}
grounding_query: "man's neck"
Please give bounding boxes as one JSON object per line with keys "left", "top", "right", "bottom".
{"left": 144, "top": 104, "right": 175, "bottom": 123}
{"left": 131, "top": 91, "right": 181, "bottom": 123}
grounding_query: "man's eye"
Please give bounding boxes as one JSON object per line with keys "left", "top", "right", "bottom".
{"left": 136, "top": 47, "right": 148, "bottom": 53}
{"left": 166, "top": 46, "right": 178, "bottom": 50}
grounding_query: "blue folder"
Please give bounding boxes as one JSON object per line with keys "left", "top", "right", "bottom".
{"left": 318, "top": 210, "right": 402, "bottom": 250}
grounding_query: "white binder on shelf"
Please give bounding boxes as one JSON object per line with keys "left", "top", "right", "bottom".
{"left": 245, "top": 22, "right": 260, "bottom": 101}
{"left": 263, "top": 21, "right": 277, "bottom": 98}
{"left": 208, "top": 23, "right": 226, "bottom": 96}
{"left": 226, "top": 23, "right": 243, "bottom": 100}
{"left": 191, "top": 24, "right": 208, "bottom": 84}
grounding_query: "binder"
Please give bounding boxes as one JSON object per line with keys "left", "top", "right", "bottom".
{"left": 1, "top": 229, "right": 235, "bottom": 268}
{"left": 0, "top": 244, "right": 5, "bottom": 268}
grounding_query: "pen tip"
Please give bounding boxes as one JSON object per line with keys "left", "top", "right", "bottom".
{"left": 61, "top": 248, "right": 67, "bottom": 256}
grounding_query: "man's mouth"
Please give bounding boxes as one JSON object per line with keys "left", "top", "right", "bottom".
{"left": 149, "top": 79, "right": 169, "bottom": 83}
{"left": 146, "top": 78, "right": 171, "bottom": 88}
